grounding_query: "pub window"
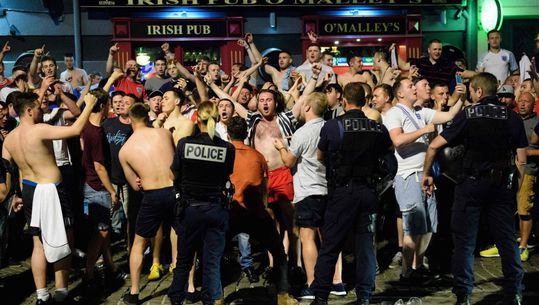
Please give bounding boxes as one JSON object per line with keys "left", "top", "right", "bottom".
{"left": 183, "top": 45, "right": 221, "bottom": 66}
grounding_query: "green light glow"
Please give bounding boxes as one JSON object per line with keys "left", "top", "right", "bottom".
{"left": 479, "top": 0, "right": 503, "bottom": 32}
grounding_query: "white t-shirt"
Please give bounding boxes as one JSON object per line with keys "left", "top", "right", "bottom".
{"left": 295, "top": 62, "right": 336, "bottom": 84}
{"left": 383, "top": 104, "right": 436, "bottom": 178}
{"left": 43, "top": 108, "right": 72, "bottom": 166}
{"left": 289, "top": 118, "right": 327, "bottom": 203}
{"left": 476, "top": 49, "right": 518, "bottom": 84}
{"left": 215, "top": 122, "right": 228, "bottom": 142}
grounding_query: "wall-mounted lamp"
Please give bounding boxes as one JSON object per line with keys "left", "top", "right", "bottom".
{"left": 136, "top": 48, "right": 151, "bottom": 66}
{"left": 269, "top": 12, "right": 276, "bottom": 28}
{"left": 440, "top": 9, "right": 447, "bottom": 25}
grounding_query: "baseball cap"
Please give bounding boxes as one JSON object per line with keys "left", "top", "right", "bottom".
{"left": 148, "top": 90, "right": 163, "bottom": 98}
{"left": 496, "top": 85, "right": 515, "bottom": 97}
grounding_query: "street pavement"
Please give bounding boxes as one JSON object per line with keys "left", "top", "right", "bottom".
{"left": 1, "top": 239, "right": 539, "bottom": 305}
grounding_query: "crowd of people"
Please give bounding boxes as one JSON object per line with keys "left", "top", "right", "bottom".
{"left": 0, "top": 29, "right": 538, "bottom": 305}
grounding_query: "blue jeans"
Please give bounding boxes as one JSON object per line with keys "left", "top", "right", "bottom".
{"left": 237, "top": 233, "right": 253, "bottom": 270}
{"left": 452, "top": 178, "right": 524, "bottom": 297}
{"left": 312, "top": 182, "right": 377, "bottom": 300}
{"left": 168, "top": 203, "right": 228, "bottom": 305}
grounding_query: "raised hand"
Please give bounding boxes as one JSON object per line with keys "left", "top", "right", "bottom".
{"left": 35, "top": 44, "right": 45, "bottom": 57}
{"left": 1, "top": 41, "right": 11, "bottom": 54}
{"left": 109, "top": 43, "right": 119, "bottom": 56}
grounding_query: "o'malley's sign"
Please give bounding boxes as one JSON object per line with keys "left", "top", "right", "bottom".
{"left": 83, "top": 0, "right": 465, "bottom": 7}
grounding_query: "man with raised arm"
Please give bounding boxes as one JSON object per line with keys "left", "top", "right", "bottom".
{"left": 338, "top": 53, "right": 375, "bottom": 89}
{"left": 153, "top": 89, "right": 194, "bottom": 145}
{"left": 2, "top": 91, "right": 96, "bottom": 304}
{"left": 119, "top": 103, "right": 176, "bottom": 305}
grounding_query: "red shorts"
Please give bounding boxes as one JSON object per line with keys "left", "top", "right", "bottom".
{"left": 268, "top": 166, "right": 294, "bottom": 204}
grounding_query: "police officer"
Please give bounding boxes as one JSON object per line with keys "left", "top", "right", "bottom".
{"left": 310, "top": 82, "right": 392, "bottom": 305}
{"left": 422, "top": 72, "right": 525, "bottom": 305}
{"left": 168, "top": 101, "right": 235, "bottom": 305}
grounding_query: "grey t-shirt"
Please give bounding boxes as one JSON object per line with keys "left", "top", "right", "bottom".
{"left": 144, "top": 76, "right": 170, "bottom": 92}
{"left": 289, "top": 117, "right": 327, "bottom": 203}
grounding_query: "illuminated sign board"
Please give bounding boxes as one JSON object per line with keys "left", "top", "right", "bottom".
{"left": 82, "top": 0, "right": 465, "bottom": 8}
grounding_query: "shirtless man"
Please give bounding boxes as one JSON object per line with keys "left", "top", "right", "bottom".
{"left": 226, "top": 65, "right": 320, "bottom": 265}
{"left": 338, "top": 54, "right": 375, "bottom": 89}
{"left": 152, "top": 88, "right": 197, "bottom": 298}
{"left": 372, "top": 51, "right": 400, "bottom": 86}
{"left": 153, "top": 89, "right": 194, "bottom": 144}
{"left": 262, "top": 50, "right": 296, "bottom": 91}
{"left": 2, "top": 91, "right": 96, "bottom": 304}
{"left": 119, "top": 103, "right": 176, "bottom": 305}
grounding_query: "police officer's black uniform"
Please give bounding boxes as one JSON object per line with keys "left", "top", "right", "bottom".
{"left": 167, "top": 132, "right": 235, "bottom": 305}
{"left": 439, "top": 95, "right": 525, "bottom": 304}
{"left": 311, "top": 108, "right": 392, "bottom": 305}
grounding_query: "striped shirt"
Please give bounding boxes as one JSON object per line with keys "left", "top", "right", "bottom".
{"left": 246, "top": 110, "right": 298, "bottom": 146}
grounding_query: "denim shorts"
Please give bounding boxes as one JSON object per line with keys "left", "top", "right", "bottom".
{"left": 84, "top": 183, "right": 112, "bottom": 231}
{"left": 394, "top": 172, "right": 437, "bottom": 235}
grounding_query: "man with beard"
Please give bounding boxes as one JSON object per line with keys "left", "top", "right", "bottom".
{"left": 2, "top": 91, "right": 96, "bottom": 304}
{"left": 262, "top": 50, "right": 296, "bottom": 92}
{"left": 145, "top": 57, "right": 170, "bottom": 92}
{"left": 218, "top": 64, "right": 320, "bottom": 275}
{"left": 106, "top": 44, "right": 147, "bottom": 101}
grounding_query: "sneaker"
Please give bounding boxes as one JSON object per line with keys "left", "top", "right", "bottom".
{"left": 298, "top": 284, "right": 315, "bottom": 300}
{"left": 243, "top": 267, "right": 259, "bottom": 284}
{"left": 122, "top": 293, "right": 139, "bottom": 305}
{"left": 520, "top": 248, "right": 529, "bottom": 262}
{"left": 148, "top": 263, "right": 164, "bottom": 281}
{"left": 185, "top": 291, "right": 200, "bottom": 304}
{"left": 494, "top": 294, "right": 522, "bottom": 305}
{"left": 389, "top": 251, "right": 403, "bottom": 269}
{"left": 277, "top": 292, "right": 298, "bottom": 305}
{"left": 169, "top": 264, "right": 176, "bottom": 274}
{"left": 36, "top": 298, "right": 53, "bottom": 305}
{"left": 330, "top": 283, "right": 347, "bottom": 296}
{"left": 480, "top": 245, "right": 500, "bottom": 258}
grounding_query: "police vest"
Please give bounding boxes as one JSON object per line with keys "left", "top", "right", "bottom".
{"left": 329, "top": 111, "right": 384, "bottom": 185}
{"left": 462, "top": 102, "right": 513, "bottom": 172}
{"left": 179, "top": 134, "right": 233, "bottom": 199}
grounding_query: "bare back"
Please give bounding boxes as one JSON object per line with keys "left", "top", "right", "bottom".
{"left": 3, "top": 124, "right": 62, "bottom": 184}
{"left": 119, "top": 127, "right": 174, "bottom": 190}
{"left": 254, "top": 119, "right": 287, "bottom": 170}
{"left": 163, "top": 113, "right": 195, "bottom": 145}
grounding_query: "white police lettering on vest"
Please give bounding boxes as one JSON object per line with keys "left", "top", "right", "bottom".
{"left": 184, "top": 143, "right": 227, "bottom": 163}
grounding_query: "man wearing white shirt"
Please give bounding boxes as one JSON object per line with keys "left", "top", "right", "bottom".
{"left": 296, "top": 44, "right": 336, "bottom": 86}
{"left": 383, "top": 77, "right": 463, "bottom": 283}
{"left": 477, "top": 30, "right": 518, "bottom": 85}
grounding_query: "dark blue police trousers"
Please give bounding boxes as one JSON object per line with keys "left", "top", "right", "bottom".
{"left": 452, "top": 178, "right": 524, "bottom": 297}
{"left": 312, "top": 182, "right": 377, "bottom": 300}
{"left": 168, "top": 203, "right": 228, "bottom": 305}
